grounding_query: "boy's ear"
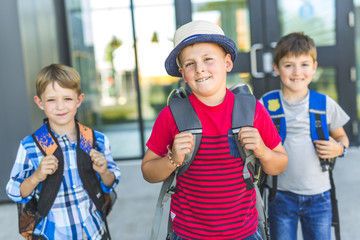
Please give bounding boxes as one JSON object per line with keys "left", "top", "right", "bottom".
{"left": 313, "top": 60, "right": 318, "bottom": 71}
{"left": 273, "top": 63, "right": 280, "bottom": 76}
{"left": 76, "top": 93, "right": 85, "bottom": 108}
{"left": 225, "top": 54, "right": 233, "bottom": 72}
{"left": 34, "top": 96, "right": 44, "bottom": 110}
{"left": 178, "top": 67, "right": 187, "bottom": 82}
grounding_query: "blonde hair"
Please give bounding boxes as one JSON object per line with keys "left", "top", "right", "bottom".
{"left": 35, "top": 64, "right": 81, "bottom": 97}
{"left": 273, "top": 32, "right": 317, "bottom": 66}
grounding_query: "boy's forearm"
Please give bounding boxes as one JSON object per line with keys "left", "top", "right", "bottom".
{"left": 259, "top": 144, "right": 288, "bottom": 175}
{"left": 20, "top": 173, "right": 41, "bottom": 198}
{"left": 99, "top": 170, "right": 116, "bottom": 187}
{"left": 142, "top": 149, "right": 177, "bottom": 183}
{"left": 330, "top": 127, "right": 349, "bottom": 157}
{"left": 142, "top": 157, "right": 177, "bottom": 183}
{"left": 334, "top": 135, "right": 349, "bottom": 149}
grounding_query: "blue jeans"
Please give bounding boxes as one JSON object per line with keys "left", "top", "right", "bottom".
{"left": 268, "top": 190, "right": 332, "bottom": 240}
{"left": 172, "top": 228, "right": 263, "bottom": 240}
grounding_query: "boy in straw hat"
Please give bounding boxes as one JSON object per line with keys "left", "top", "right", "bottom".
{"left": 142, "top": 20, "right": 287, "bottom": 239}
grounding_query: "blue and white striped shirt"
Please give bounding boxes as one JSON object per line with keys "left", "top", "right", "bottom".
{"left": 6, "top": 129, "right": 121, "bottom": 240}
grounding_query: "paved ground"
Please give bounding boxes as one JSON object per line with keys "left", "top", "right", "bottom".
{"left": 1, "top": 146, "right": 359, "bottom": 240}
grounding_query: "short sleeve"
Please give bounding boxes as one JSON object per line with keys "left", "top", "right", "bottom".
{"left": 253, "top": 101, "right": 282, "bottom": 150}
{"left": 146, "top": 106, "right": 179, "bottom": 157}
{"left": 326, "top": 96, "right": 350, "bottom": 131}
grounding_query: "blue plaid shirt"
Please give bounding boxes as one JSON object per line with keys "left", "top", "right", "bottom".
{"left": 6, "top": 129, "right": 121, "bottom": 240}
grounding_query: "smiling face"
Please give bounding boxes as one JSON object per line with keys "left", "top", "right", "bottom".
{"left": 274, "top": 54, "right": 318, "bottom": 99}
{"left": 178, "top": 42, "right": 233, "bottom": 106}
{"left": 34, "top": 82, "right": 84, "bottom": 133}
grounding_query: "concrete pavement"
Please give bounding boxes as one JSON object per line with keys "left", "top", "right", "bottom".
{"left": 1, "top": 146, "right": 359, "bottom": 240}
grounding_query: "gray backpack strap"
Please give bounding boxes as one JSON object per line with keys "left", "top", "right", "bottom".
{"left": 231, "top": 86, "right": 270, "bottom": 240}
{"left": 230, "top": 89, "right": 258, "bottom": 190}
{"left": 168, "top": 88, "right": 203, "bottom": 175}
{"left": 255, "top": 184, "right": 270, "bottom": 239}
{"left": 150, "top": 171, "right": 177, "bottom": 240}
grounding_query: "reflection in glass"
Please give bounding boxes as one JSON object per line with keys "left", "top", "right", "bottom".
{"left": 277, "top": 0, "right": 335, "bottom": 46}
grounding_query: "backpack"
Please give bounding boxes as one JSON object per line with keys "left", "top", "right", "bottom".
{"left": 150, "top": 83, "right": 270, "bottom": 240}
{"left": 262, "top": 89, "right": 341, "bottom": 240}
{"left": 17, "top": 121, "right": 117, "bottom": 240}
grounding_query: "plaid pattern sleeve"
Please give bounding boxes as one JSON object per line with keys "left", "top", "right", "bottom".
{"left": 6, "top": 130, "right": 121, "bottom": 240}
{"left": 94, "top": 131, "right": 121, "bottom": 193}
{"left": 6, "top": 135, "right": 42, "bottom": 203}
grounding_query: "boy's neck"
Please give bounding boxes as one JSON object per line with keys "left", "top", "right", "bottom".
{"left": 282, "top": 88, "right": 309, "bottom": 103}
{"left": 49, "top": 121, "right": 78, "bottom": 142}
{"left": 194, "top": 89, "right": 227, "bottom": 106}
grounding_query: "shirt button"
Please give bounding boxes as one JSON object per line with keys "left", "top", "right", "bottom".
{"left": 72, "top": 185, "right": 76, "bottom": 189}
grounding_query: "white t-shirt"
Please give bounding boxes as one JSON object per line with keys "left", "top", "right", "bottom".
{"left": 260, "top": 90, "right": 350, "bottom": 195}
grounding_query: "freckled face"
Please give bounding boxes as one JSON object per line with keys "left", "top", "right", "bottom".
{"left": 274, "top": 54, "right": 317, "bottom": 95}
{"left": 34, "top": 82, "right": 84, "bottom": 130}
{"left": 178, "top": 42, "right": 233, "bottom": 102}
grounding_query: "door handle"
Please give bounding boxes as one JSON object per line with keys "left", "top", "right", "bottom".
{"left": 250, "top": 43, "right": 265, "bottom": 78}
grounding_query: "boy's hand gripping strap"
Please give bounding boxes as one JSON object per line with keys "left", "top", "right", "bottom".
{"left": 168, "top": 88, "right": 203, "bottom": 175}
{"left": 309, "top": 90, "right": 333, "bottom": 171}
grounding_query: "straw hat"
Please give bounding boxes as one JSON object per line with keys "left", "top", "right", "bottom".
{"left": 165, "top": 20, "right": 237, "bottom": 77}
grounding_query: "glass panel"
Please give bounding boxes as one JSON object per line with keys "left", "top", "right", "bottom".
{"left": 132, "top": 1, "right": 176, "bottom": 144}
{"left": 354, "top": 0, "right": 360, "bottom": 142}
{"left": 192, "top": 0, "right": 251, "bottom": 52}
{"left": 66, "top": 0, "right": 178, "bottom": 158}
{"left": 277, "top": 0, "right": 335, "bottom": 46}
{"left": 192, "top": 0, "right": 251, "bottom": 87}
{"left": 133, "top": 1, "right": 176, "bottom": 121}
{"left": 66, "top": 0, "right": 97, "bottom": 127}
{"left": 309, "top": 67, "right": 337, "bottom": 101}
{"left": 66, "top": 0, "right": 142, "bottom": 159}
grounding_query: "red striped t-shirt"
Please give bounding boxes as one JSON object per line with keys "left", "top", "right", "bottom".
{"left": 146, "top": 89, "right": 281, "bottom": 239}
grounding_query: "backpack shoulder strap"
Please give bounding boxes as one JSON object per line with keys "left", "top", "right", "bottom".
{"left": 168, "top": 88, "right": 202, "bottom": 176}
{"left": 309, "top": 90, "right": 329, "bottom": 141}
{"left": 262, "top": 90, "right": 286, "bottom": 144}
{"left": 309, "top": 90, "right": 340, "bottom": 239}
{"left": 230, "top": 84, "right": 270, "bottom": 239}
{"left": 32, "top": 122, "right": 64, "bottom": 218}
{"left": 75, "top": 122, "right": 107, "bottom": 212}
{"left": 77, "top": 122, "right": 95, "bottom": 154}
{"left": 151, "top": 88, "right": 202, "bottom": 240}
{"left": 230, "top": 84, "right": 259, "bottom": 190}
{"left": 75, "top": 122, "right": 112, "bottom": 239}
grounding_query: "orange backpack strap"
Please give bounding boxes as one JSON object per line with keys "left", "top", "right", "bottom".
{"left": 32, "top": 122, "right": 65, "bottom": 223}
